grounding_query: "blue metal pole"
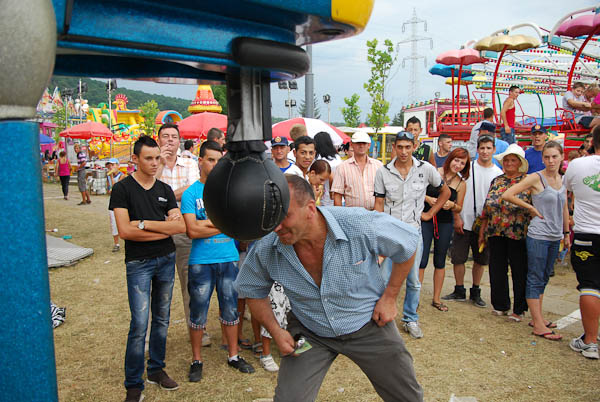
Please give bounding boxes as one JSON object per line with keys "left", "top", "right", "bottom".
{"left": 0, "top": 121, "right": 58, "bottom": 401}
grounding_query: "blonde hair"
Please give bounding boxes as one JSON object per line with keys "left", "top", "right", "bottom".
{"left": 289, "top": 124, "right": 307, "bottom": 141}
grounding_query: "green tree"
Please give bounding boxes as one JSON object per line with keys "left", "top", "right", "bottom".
{"left": 341, "top": 93, "right": 361, "bottom": 127}
{"left": 298, "top": 94, "right": 321, "bottom": 119}
{"left": 212, "top": 85, "right": 228, "bottom": 115}
{"left": 139, "top": 100, "right": 160, "bottom": 135}
{"left": 364, "top": 39, "right": 397, "bottom": 133}
{"left": 391, "top": 111, "right": 404, "bottom": 127}
{"left": 51, "top": 106, "right": 67, "bottom": 139}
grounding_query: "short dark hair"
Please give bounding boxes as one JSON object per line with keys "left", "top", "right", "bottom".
{"left": 294, "top": 135, "right": 315, "bottom": 150}
{"left": 206, "top": 128, "right": 224, "bottom": 142}
{"left": 584, "top": 133, "right": 592, "bottom": 140}
{"left": 483, "top": 108, "right": 494, "bottom": 119}
{"left": 133, "top": 135, "right": 159, "bottom": 156}
{"left": 509, "top": 85, "right": 520, "bottom": 93}
{"left": 439, "top": 134, "right": 452, "bottom": 142}
{"left": 572, "top": 82, "right": 585, "bottom": 90}
{"left": 406, "top": 116, "right": 422, "bottom": 128}
{"left": 59, "top": 150, "right": 66, "bottom": 157}
{"left": 477, "top": 135, "right": 495, "bottom": 148}
{"left": 592, "top": 125, "right": 600, "bottom": 150}
{"left": 184, "top": 140, "right": 194, "bottom": 150}
{"left": 199, "top": 140, "right": 223, "bottom": 157}
{"left": 157, "top": 122, "right": 179, "bottom": 138}
{"left": 285, "top": 174, "right": 315, "bottom": 205}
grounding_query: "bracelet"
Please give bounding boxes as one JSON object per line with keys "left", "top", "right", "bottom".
{"left": 563, "top": 231, "right": 570, "bottom": 235}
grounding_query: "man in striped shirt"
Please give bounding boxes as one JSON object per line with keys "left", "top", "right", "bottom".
{"left": 331, "top": 131, "right": 383, "bottom": 210}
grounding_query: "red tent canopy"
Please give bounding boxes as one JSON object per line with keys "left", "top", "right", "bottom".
{"left": 178, "top": 112, "right": 227, "bottom": 139}
{"left": 59, "top": 122, "right": 113, "bottom": 139}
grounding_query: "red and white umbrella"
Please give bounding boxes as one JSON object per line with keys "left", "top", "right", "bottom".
{"left": 59, "top": 122, "right": 113, "bottom": 139}
{"left": 271, "top": 118, "right": 350, "bottom": 146}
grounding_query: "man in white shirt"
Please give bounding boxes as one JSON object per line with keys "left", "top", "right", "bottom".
{"left": 468, "top": 108, "right": 494, "bottom": 159}
{"left": 565, "top": 126, "right": 600, "bottom": 360}
{"left": 285, "top": 136, "right": 315, "bottom": 180}
{"left": 374, "top": 131, "right": 450, "bottom": 339}
{"left": 443, "top": 135, "right": 502, "bottom": 307}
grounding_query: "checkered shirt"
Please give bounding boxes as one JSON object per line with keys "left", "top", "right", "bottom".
{"left": 157, "top": 156, "right": 200, "bottom": 192}
{"left": 233, "top": 206, "right": 419, "bottom": 337}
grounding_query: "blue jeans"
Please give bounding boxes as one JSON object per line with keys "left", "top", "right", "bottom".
{"left": 420, "top": 220, "right": 453, "bottom": 269}
{"left": 382, "top": 238, "right": 423, "bottom": 323}
{"left": 124, "top": 252, "right": 175, "bottom": 390}
{"left": 499, "top": 127, "right": 516, "bottom": 144}
{"left": 526, "top": 236, "right": 560, "bottom": 299}
{"left": 188, "top": 262, "right": 240, "bottom": 329}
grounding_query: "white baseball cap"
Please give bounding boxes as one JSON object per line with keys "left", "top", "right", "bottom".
{"left": 351, "top": 131, "right": 371, "bottom": 144}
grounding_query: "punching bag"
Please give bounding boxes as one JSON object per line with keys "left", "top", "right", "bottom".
{"left": 204, "top": 140, "right": 289, "bottom": 241}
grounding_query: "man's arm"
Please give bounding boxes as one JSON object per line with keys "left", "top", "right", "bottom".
{"left": 372, "top": 251, "right": 416, "bottom": 326}
{"left": 428, "top": 150, "right": 436, "bottom": 167}
{"left": 183, "top": 213, "right": 221, "bottom": 239}
{"left": 129, "top": 208, "right": 186, "bottom": 236}
{"left": 247, "top": 298, "right": 296, "bottom": 355}
{"left": 422, "top": 183, "right": 450, "bottom": 220}
{"left": 331, "top": 166, "right": 345, "bottom": 206}
{"left": 374, "top": 196, "right": 384, "bottom": 213}
{"left": 500, "top": 98, "right": 513, "bottom": 130}
{"left": 333, "top": 192, "right": 343, "bottom": 206}
{"left": 172, "top": 185, "right": 191, "bottom": 202}
{"left": 113, "top": 208, "right": 170, "bottom": 241}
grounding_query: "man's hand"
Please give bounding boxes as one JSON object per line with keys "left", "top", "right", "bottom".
{"left": 421, "top": 211, "right": 433, "bottom": 221}
{"left": 159, "top": 147, "right": 173, "bottom": 165}
{"left": 372, "top": 293, "right": 397, "bottom": 327}
{"left": 272, "top": 328, "right": 297, "bottom": 357}
{"left": 504, "top": 124, "right": 511, "bottom": 132}
{"left": 453, "top": 214, "right": 464, "bottom": 234}
{"left": 166, "top": 212, "right": 182, "bottom": 221}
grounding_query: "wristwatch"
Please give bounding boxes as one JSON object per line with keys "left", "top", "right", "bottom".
{"left": 138, "top": 220, "right": 145, "bottom": 230}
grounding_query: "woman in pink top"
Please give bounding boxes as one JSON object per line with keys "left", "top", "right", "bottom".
{"left": 55, "top": 150, "right": 71, "bottom": 200}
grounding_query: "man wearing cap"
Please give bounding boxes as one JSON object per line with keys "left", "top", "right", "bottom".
{"left": 331, "top": 131, "right": 383, "bottom": 210}
{"left": 270, "top": 136, "right": 293, "bottom": 172}
{"left": 525, "top": 125, "right": 547, "bottom": 173}
{"left": 374, "top": 131, "right": 450, "bottom": 339}
{"left": 468, "top": 108, "right": 494, "bottom": 159}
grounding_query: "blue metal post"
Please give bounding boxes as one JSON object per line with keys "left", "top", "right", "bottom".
{"left": 0, "top": 121, "right": 58, "bottom": 401}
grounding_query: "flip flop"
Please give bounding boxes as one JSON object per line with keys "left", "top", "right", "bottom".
{"left": 431, "top": 301, "right": 449, "bottom": 312}
{"left": 238, "top": 338, "right": 252, "bottom": 350}
{"left": 528, "top": 321, "right": 557, "bottom": 328}
{"left": 532, "top": 331, "right": 562, "bottom": 341}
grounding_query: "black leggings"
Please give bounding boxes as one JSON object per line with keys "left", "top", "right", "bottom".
{"left": 59, "top": 175, "right": 70, "bottom": 197}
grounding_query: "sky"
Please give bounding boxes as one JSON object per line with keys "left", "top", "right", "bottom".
{"left": 116, "top": 0, "right": 596, "bottom": 123}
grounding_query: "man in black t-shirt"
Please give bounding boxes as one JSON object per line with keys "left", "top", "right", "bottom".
{"left": 109, "top": 136, "right": 186, "bottom": 402}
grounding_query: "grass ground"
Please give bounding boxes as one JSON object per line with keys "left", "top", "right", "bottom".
{"left": 44, "top": 183, "right": 597, "bottom": 402}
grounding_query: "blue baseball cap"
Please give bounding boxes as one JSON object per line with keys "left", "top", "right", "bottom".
{"left": 531, "top": 124, "right": 547, "bottom": 134}
{"left": 270, "top": 136, "right": 289, "bottom": 146}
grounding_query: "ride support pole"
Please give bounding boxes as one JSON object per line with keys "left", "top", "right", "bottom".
{"left": 566, "top": 29, "right": 598, "bottom": 91}
{"left": 0, "top": 1, "right": 59, "bottom": 400}
{"left": 456, "top": 63, "right": 464, "bottom": 125}
{"left": 451, "top": 69, "right": 455, "bottom": 125}
{"left": 491, "top": 45, "right": 507, "bottom": 123}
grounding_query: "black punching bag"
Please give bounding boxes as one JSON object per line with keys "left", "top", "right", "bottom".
{"left": 204, "top": 140, "right": 289, "bottom": 241}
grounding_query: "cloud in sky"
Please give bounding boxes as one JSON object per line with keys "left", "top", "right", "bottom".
{"left": 117, "top": 0, "right": 595, "bottom": 123}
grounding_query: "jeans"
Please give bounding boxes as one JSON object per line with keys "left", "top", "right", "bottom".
{"left": 499, "top": 127, "right": 516, "bottom": 144}
{"left": 420, "top": 220, "right": 453, "bottom": 269}
{"left": 124, "top": 252, "right": 175, "bottom": 390}
{"left": 59, "top": 175, "right": 69, "bottom": 197}
{"left": 488, "top": 236, "right": 528, "bottom": 315}
{"left": 526, "top": 236, "right": 560, "bottom": 299}
{"left": 382, "top": 238, "right": 423, "bottom": 323}
{"left": 188, "top": 262, "right": 240, "bottom": 329}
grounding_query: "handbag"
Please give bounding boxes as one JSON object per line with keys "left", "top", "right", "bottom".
{"left": 470, "top": 161, "right": 483, "bottom": 233}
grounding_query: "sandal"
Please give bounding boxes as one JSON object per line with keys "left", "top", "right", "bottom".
{"left": 507, "top": 313, "right": 523, "bottom": 322}
{"left": 431, "top": 301, "right": 448, "bottom": 312}
{"left": 252, "top": 342, "right": 263, "bottom": 358}
{"left": 238, "top": 338, "right": 252, "bottom": 350}
{"left": 532, "top": 331, "right": 562, "bottom": 341}
{"left": 528, "top": 321, "right": 557, "bottom": 329}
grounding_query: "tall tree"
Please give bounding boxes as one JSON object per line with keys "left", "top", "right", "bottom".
{"left": 298, "top": 94, "right": 321, "bottom": 119}
{"left": 391, "top": 111, "right": 404, "bottom": 127}
{"left": 212, "top": 85, "right": 228, "bottom": 115}
{"left": 341, "top": 93, "right": 362, "bottom": 127}
{"left": 139, "top": 100, "right": 160, "bottom": 136}
{"left": 364, "top": 39, "right": 397, "bottom": 133}
{"left": 51, "top": 106, "right": 67, "bottom": 139}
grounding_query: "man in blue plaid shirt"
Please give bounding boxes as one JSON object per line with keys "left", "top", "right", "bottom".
{"left": 234, "top": 175, "right": 424, "bottom": 402}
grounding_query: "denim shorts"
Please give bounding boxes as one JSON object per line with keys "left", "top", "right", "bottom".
{"left": 526, "top": 236, "right": 560, "bottom": 299}
{"left": 188, "top": 262, "right": 240, "bottom": 329}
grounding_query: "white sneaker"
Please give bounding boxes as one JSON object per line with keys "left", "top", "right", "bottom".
{"left": 403, "top": 321, "right": 423, "bottom": 339}
{"left": 260, "top": 355, "right": 279, "bottom": 372}
{"left": 570, "top": 335, "right": 599, "bottom": 359}
{"left": 202, "top": 333, "right": 211, "bottom": 347}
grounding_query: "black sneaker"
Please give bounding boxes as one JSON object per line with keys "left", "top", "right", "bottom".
{"left": 470, "top": 288, "right": 487, "bottom": 308}
{"left": 189, "top": 361, "right": 203, "bottom": 382}
{"left": 125, "top": 388, "right": 144, "bottom": 402}
{"left": 227, "top": 357, "right": 255, "bottom": 373}
{"left": 147, "top": 369, "right": 179, "bottom": 390}
{"left": 441, "top": 291, "right": 466, "bottom": 301}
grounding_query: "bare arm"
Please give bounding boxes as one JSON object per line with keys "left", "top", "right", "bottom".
{"left": 130, "top": 208, "right": 186, "bottom": 236}
{"left": 113, "top": 208, "right": 170, "bottom": 241}
{"left": 428, "top": 150, "right": 436, "bottom": 167}
{"left": 449, "top": 181, "right": 466, "bottom": 214}
{"left": 500, "top": 99, "right": 513, "bottom": 129}
{"left": 183, "top": 213, "right": 221, "bottom": 239}
{"left": 247, "top": 297, "right": 296, "bottom": 356}
{"left": 333, "top": 192, "right": 343, "bottom": 207}
{"left": 501, "top": 174, "right": 542, "bottom": 218}
{"left": 372, "top": 251, "right": 416, "bottom": 326}
{"left": 422, "top": 184, "right": 450, "bottom": 220}
{"left": 562, "top": 197, "right": 571, "bottom": 251}
{"left": 172, "top": 185, "right": 191, "bottom": 202}
{"left": 374, "top": 197, "right": 384, "bottom": 213}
